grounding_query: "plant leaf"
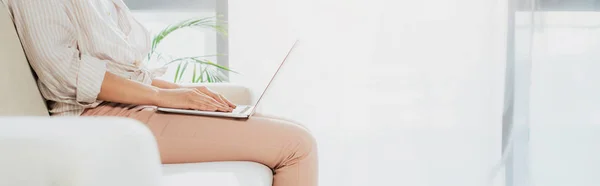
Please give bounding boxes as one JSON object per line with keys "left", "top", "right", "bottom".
{"left": 205, "top": 67, "right": 213, "bottom": 83}
{"left": 173, "top": 62, "right": 183, "bottom": 83}
{"left": 192, "top": 63, "right": 198, "bottom": 83}
{"left": 212, "top": 69, "right": 224, "bottom": 83}
{"left": 214, "top": 73, "right": 223, "bottom": 82}
{"left": 178, "top": 61, "right": 189, "bottom": 82}
{"left": 196, "top": 66, "right": 208, "bottom": 83}
{"left": 150, "top": 16, "right": 233, "bottom": 83}
{"left": 211, "top": 68, "right": 226, "bottom": 83}
{"left": 163, "top": 55, "right": 220, "bottom": 66}
{"left": 190, "top": 58, "right": 239, "bottom": 74}
{"left": 149, "top": 16, "right": 228, "bottom": 57}
{"left": 216, "top": 70, "right": 228, "bottom": 82}
{"left": 212, "top": 69, "right": 220, "bottom": 83}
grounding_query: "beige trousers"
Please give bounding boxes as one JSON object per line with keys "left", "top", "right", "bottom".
{"left": 82, "top": 102, "right": 318, "bottom": 186}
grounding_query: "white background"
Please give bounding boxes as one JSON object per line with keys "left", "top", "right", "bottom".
{"left": 227, "top": 0, "right": 506, "bottom": 185}
{"left": 131, "top": 1, "right": 600, "bottom": 185}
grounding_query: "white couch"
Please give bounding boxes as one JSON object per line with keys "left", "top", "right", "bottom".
{"left": 0, "top": 3, "right": 273, "bottom": 186}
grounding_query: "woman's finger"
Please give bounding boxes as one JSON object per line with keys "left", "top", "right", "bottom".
{"left": 214, "top": 93, "right": 228, "bottom": 107}
{"left": 193, "top": 98, "right": 227, "bottom": 112}
{"left": 195, "top": 105, "right": 217, "bottom": 112}
{"left": 198, "top": 88, "right": 230, "bottom": 107}
{"left": 194, "top": 92, "right": 232, "bottom": 112}
{"left": 188, "top": 96, "right": 218, "bottom": 111}
{"left": 219, "top": 94, "right": 237, "bottom": 108}
{"left": 194, "top": 90, "right": 229, "bottom": 108}
{"left": 206, "top": 95, "right": 231, "bottom": 111}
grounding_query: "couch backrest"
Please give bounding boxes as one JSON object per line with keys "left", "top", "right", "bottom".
{"left": 0, "top": 4, "right": 49, "bottom": 116}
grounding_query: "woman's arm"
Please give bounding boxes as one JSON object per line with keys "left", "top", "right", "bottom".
{"left": 98, "top": 72, "right": 160, "bottom": 105}
{"left": 98, "top": 72, "right": 232, "bottom": 112}
{"left": 151, "top": 79, "right": 181, "bottom": 89}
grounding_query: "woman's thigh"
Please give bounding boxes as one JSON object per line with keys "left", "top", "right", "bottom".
{"left": 83, "top": 103, "right": 316, "bottom": 166}
{"left": 141, "top": 110, "right": 315, "bottom": 166}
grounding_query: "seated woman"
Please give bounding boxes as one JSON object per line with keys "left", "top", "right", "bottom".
{"left": 5, "top": 0, "right": 318, "bottom": 186}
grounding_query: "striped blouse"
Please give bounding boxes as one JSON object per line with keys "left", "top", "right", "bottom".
{"left": 6, "top": 0, "right": 154, "bottom": 116}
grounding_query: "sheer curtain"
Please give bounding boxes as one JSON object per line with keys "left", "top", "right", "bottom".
{"left": 228, "top": 0, "right": 507, "bottom": 185}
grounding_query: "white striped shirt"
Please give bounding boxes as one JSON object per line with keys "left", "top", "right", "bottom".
{"left": 6, "top": 0, "right": 154, "bottom": 116}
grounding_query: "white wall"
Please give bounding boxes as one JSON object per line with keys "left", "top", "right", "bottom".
{"left": 228, "top": 1, "right": 507, "bottom": 186}
{"left": 228, "top": 0, "right": 299, "bottom": 101}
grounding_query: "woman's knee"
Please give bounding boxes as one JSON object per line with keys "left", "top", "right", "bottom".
{"left": 275, "top": 120, "right": 318, "bottom": 159}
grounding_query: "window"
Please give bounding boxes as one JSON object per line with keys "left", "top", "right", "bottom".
{"left": 508, "top": 0, "right": 600, "bottom": 186}
{"left": 517, "top": 0, "right": 600, "bottom": 11}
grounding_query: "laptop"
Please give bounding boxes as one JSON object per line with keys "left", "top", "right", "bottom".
{"left": 157, "top": 40, "right": 298, "bottom": 119}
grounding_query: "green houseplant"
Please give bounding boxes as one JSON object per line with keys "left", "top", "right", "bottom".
{"left": 147, "top": 16, "right": 236, "bottom": 83}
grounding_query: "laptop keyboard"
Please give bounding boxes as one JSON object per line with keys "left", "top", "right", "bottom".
{"left": 232, "top": 105, "right": 250, "bottom": 114}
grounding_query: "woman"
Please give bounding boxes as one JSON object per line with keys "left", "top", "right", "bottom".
{"left": 5, "top": 0, "right": 317, "bottom": 186}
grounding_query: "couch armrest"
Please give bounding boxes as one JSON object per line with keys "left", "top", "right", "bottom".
{"left": 184, "top": 83, "right": 253, "bottom": 105}
{"left": 0, "top": 117, "right": 162, "bottom": 186}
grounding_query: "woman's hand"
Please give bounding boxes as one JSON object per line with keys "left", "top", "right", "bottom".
{"left": 188, "top": 86, "right": 237, "bottom": 109}
{"left": 154, "top": 88, "right": 233, "bottom": 112}
{"left": 149, "top": 79, "right": 236, "bottom": 111}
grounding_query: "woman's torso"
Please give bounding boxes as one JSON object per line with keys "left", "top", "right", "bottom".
{"left": 73, "top": 0, "right": 153, "bottom": 82}
{"left": 7, "top": 0, "right": 155, "bottom": 115}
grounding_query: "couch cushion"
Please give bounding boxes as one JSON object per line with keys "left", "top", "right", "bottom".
{"left": 162, "top": 161, "right": 273, "bottom": 186}
{"left": 0, "top": 4, "right": 48, "bottom": 116}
